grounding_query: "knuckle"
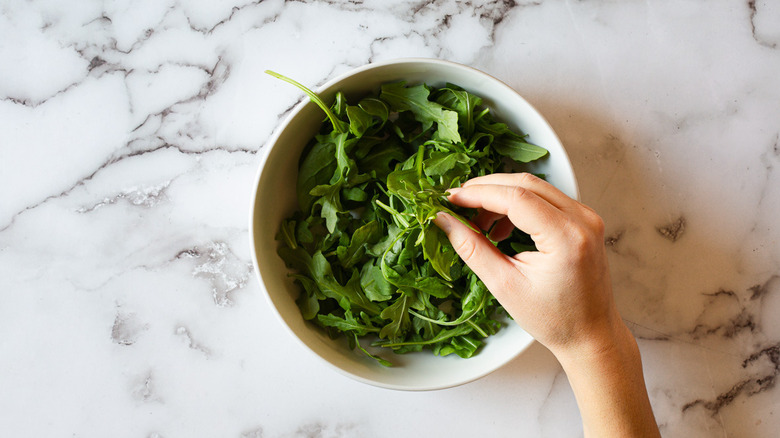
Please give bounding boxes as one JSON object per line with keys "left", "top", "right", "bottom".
{"left": 509, "top": 185, "right": 530, "bottom": 204}
{"left": 566, "top": 206, "right": 606, "bottom": 243}
{"left": 452, "top": 236, "right": 479, "bottom": 262}
{"left": 563, "top": 220, "right": 598, "bottom": 256}
{"left": 567, "top": 223, "right": 590, "bottom": 247}
{"left": 516, "top": 172, "right": 541, "bottom": 186}
{"left": 586, "top": 210, "right": 606, "bottom": 237}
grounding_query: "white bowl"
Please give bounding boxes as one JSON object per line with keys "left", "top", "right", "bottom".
{"left": 249, "top": 58, "right": 579, "bottom": 391}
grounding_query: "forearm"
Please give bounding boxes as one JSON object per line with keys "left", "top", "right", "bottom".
{"left": 554, "top": 321, "right": 661, "bottom": 438}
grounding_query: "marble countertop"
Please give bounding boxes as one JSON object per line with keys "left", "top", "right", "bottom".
{"left": 2, "top": 1, "right": 779, "bottom": 436}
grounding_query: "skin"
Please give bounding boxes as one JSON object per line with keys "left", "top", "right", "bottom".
{"left": 434, "top": 173, "right": 661, "bottom": 438}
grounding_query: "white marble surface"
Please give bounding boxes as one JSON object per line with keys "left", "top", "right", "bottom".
{"left": 1, "top": 0, "right": 779, "bottom": 436}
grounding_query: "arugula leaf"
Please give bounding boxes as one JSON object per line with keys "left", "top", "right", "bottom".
{"left": 293, "top": 275, "right": 321, "bottom": 320}
{"left": 493, "top": 136, "right": 549, "bottom": 163}
{"left": 359, "top": 262, "right": 394, "bottom": 302}
{"left": 358, "top": 97, "right": 389, "bottom": 128}
{"left": 336, "top": 220, "right": 381, "bottom": 269}
{"left": 434, "top": 85, "right": 483, "bottom": 140}
{"left": 436, "top": 334, "right": 481, "bottom": 358}
{"left": 318, "top": 310, "right": 379, "bottom": 336}
{"left": 357, "top": 139, "right": 406, "bottom": 180}
{"left": 423, "top": 151, "right": 470, "bottom": 180}
{"left": 346, "top": 105, "right": 373, "bottom": 137}
{"left": 421, "top": 224, "right": 459, "bottom": 281}
{"left": 310, "top": 181, "right": 344, "bottom": 233}
{"left": 380, "top": 82, "right": 462, "bottom": 144}
{"left": 296, "top": 140, "right": 337, "bottom": 213}
{"left": 309, "top": 251, "right": 382, "bottom": 316}
{"left": 379, "top": 291, "right": 412, "bottom": 340}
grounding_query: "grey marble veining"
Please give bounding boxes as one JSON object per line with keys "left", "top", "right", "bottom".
{"left": 1, "top": 0, "right": 779, "bottom": 436}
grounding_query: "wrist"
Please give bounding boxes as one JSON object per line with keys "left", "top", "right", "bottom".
{"left": 551, "top": 319, "right": 660, "bottom": 437}
{"left": 551, "top": 314, "right": 638, "bottom": 372}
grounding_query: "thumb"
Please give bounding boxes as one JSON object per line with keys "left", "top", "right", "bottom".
{"left": 433, "top": 212, "right": 516, "bottom": 291}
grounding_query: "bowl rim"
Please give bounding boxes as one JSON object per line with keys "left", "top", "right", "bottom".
{"left": 249, "top": 57, "right": 578, "bottom": 391}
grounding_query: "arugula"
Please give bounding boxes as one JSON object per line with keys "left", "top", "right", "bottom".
{"left": 267, "top": 70, "right": 548, "bottom": 366}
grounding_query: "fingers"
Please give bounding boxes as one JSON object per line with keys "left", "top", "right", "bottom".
{"left": 446, "top": 183, "right": 567, "bottom": 251}
{"left": 472, "top": 209, "right": 515, "bottom": 241}
{"left": 433, "top": 212, "right": 520, "bottom": 292}
{"left": 472, "top": 209, "right": 504, "bottom": 232}
{"left": 488, "top": 216, "right": 515, "bottom": 241}
{"left": 463, "top": 173, "right": 576, "bottom": 209}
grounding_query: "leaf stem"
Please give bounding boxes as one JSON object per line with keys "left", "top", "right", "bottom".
{"left": 466, "top": 319, "right": 488, "bottom": 338}
{"left": 435, "top": 202, "right": 481, "bottom": 234}
{"left": 353, "top": 333, "right": 393, "bottom": 367}
{"left": 408, "top": 308, "right": 477, "bottom": 326}
{"left": 375, "top": 199, "right": 410, "bottom": 229}
{"left": 265, "top": 70, "right": 348, "bottom": 133}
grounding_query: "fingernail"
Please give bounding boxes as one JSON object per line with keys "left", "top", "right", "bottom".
{"left": 433, "top": 212, "right": 452, "bottom": 233}
{"left": 445, "top": 187, "right": 462, "bottom": 197}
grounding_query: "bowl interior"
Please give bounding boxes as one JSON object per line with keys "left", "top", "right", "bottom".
{"left": 251, "top": 59, "right": 577, "bottom": 390}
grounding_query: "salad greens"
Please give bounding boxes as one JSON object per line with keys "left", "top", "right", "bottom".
{"left": 267, "top": 70, "right": 548, "bottom": 366}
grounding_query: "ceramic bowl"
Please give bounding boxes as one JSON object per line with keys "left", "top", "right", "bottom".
{"left": 249, "top": 58, "right": 578, "bottom": 391}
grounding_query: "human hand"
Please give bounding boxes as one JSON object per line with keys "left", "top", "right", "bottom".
{"left": 434, "top": 172, "right": 623, "bottom": 358}
{"left": 435, "top": 172, "right": 660, "bottom": 437}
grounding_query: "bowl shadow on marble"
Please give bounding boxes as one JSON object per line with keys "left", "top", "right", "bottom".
{"left": 480, "top": 98, "right": 779, "bottom": 435}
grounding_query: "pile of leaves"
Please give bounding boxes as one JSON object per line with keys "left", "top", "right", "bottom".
{"left": 268, "top": 71, "right": 548, "bottom": 366}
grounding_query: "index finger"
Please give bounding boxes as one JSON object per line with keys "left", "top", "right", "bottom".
{"left": 463, "top": 173, "right": 577, "bottom": 210}
{"left": 446, "top": 183, "right": 568, "bottom": 252}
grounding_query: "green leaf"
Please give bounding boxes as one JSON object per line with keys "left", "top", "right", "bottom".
{"left": 421, "top": 224, "right": 458, "bottom": 281}
{"left": 293, "top": 275, "right": 321, "bottom": 320}
{"left": 475, "top": 117, "right": 513, "bottom": 137}
{"left": 277, "top": 245, "right": 312, "bottom": 275}
{"left": 386, "top": 168, "right": 419, "bottom": 200}
{"left": 360, "top": 262, "right": 394, "bottom": 302}
{"left": 493, "top": 137, "right": 548, "bottom": 163}
{"left": 346, "top": 105, "right": 373, "bottom": 138}
{"left": 311, "top": 252, "right": 381, "bottom": 316}
{"left": 342, "top": 186, "right": 368, "bottom": 202}
{"left": 431, "top": 109, "right": 461, "bottom": 144}
{"left": 465, "top": 132, "right": 494, "bottom": 154}
{"left": 317, "top": 311, "right": 379, "bottom": 336}
{"left": 379, "top": 292, "right": 412, "bottom": 340}
{"left": 423, "top": 151, "right": 470, "bottom": 178}
{"left": 357, "top": 139, "right": 407, "bottom": 180}
{"left": 278, "top": 219, "right": 298, "bottom": 249}
{"left": 380, "top": 82, "right": 462, "bottom": 144}
{"left": 413, "top": 276, "right": 452, "bottom": 299}
{"left": 408, "top": 271, "right": 487, "bottom": 327}
{"left": 333, "top": 131, "right": 355, "bottom": 180}
{"left": 435, "top": 86, "right": 483, "bottom": 139}
{"left": 358, "top": 97, "right": 389, "bottom": 124}
{"left": 296, "top": 141, "right": 336, "bottom": 213}
{"left": 295, "top": 219, "right": 314, "bottom": 244}
{"left": 436, "top": 335, "right": 481, "bottom": 358}
{"left": 331, "top": 91, "right": 348, "bottom": 119}
{"left": 311, "top": 181, "right": 344, "bottom": 233}
{"left": 336, "top": 220, "right": 381, "bottom": 269}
